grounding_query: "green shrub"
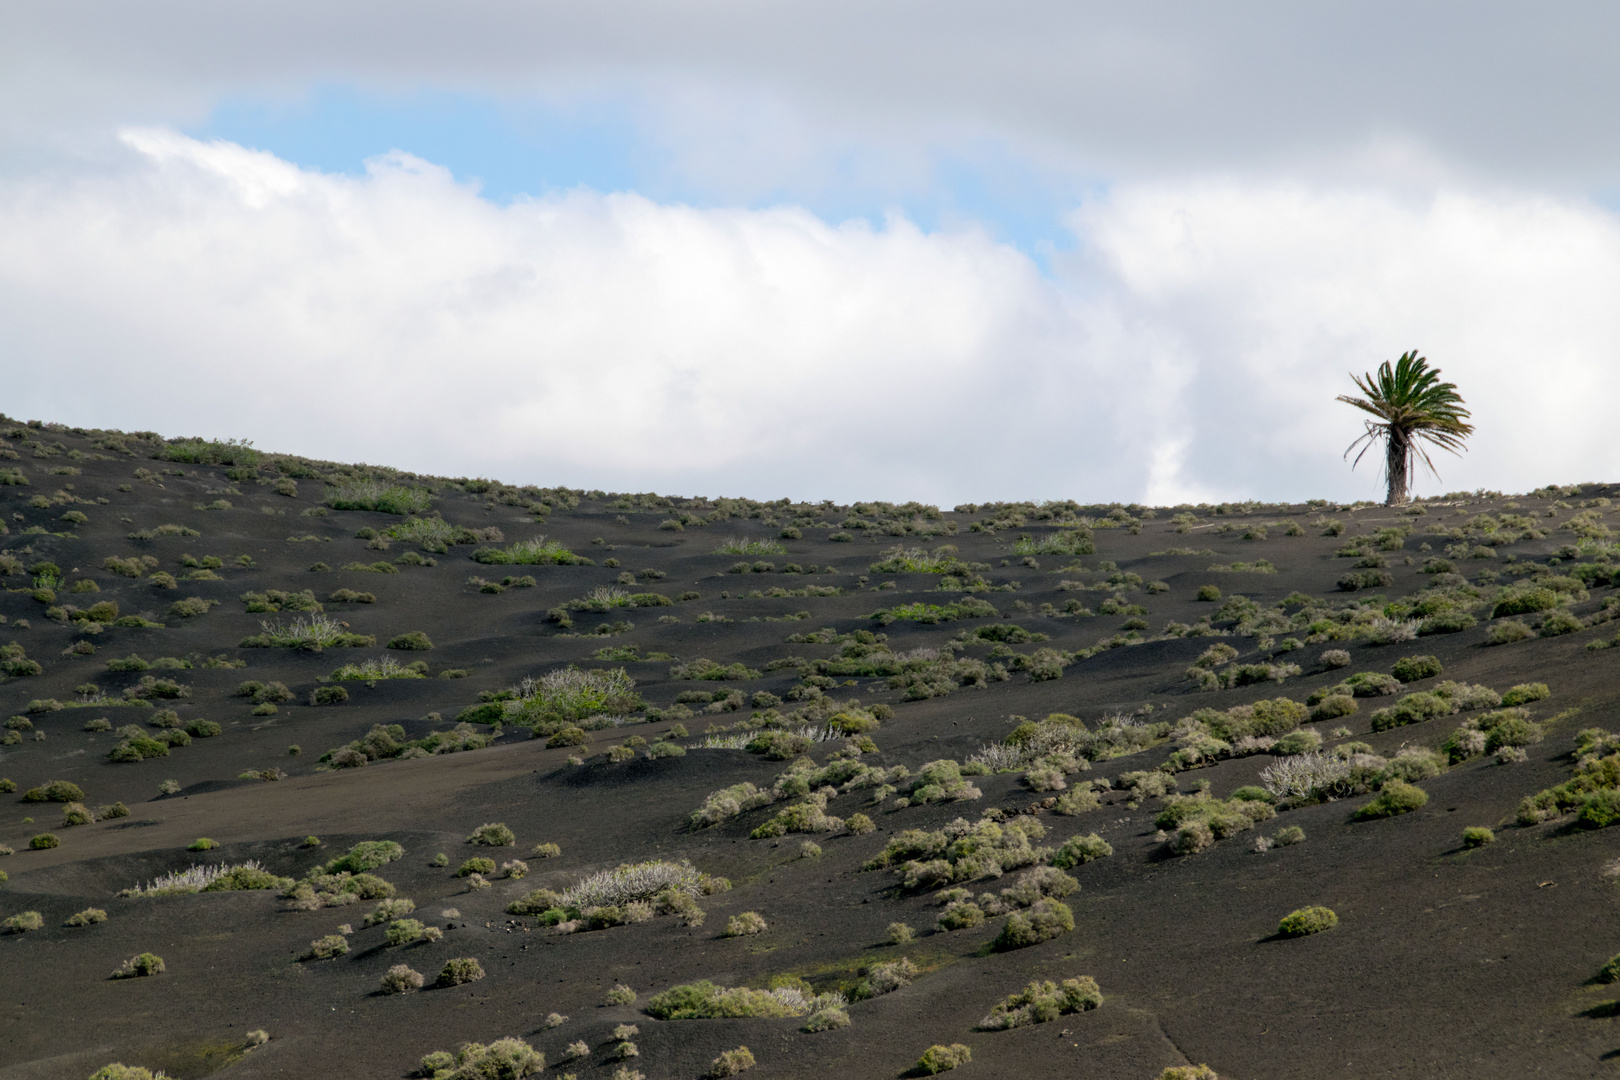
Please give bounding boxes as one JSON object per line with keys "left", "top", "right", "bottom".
{"left": 458, "top": 857, "right": 496, "bottom": 877}
{"left": 467, "top": 823, "right": 516, "bottom": 847}
{"left": 1050, "top": 834, "right": 1112, "bottom": 869}
{"left": 1486, "top": 620, "right": 1533, "bottom": 645}
{"left": 66, "top": 907, "right": 109, "bottom": 927}
{"left": 324, "top": 840, "right": 404, "bottom": 874}
{"left": 1278, "top": 905, "right": 1338, "bottom": 936}
{"left": 708, "top": 1046, "right": 756, "bottom": 1077}
{"left": 1501, "top": 682, "right": 1550, "bottom": 707}
{"left": 22, "top": 779, "right": 83, "bottom": 803}
{"left": 1309, "top": 694, "right": 1357, "bottom": 722}
{"left": 437, "top": 957, "right": 485, "bottom": 986}
{"left": 915, "top": 1044, "right": 972, "bottom": 1074}
{"left": 1461, "top": 826, "right": 1495, "bottom": 848}
{"left": 310, "top": 685, "right": 348, "bottom": 705}
{"left": 723, "top": 911, "right": 767, "bottom": 937}
{"left": 1599, "top": 953, "right": 1620, "bottom": 984}
{"left": 1195, "top": 585, "right": 1221, "bottom": 601}
{"left": 978, "top": 976, "right": 1102, "bottom": 1029}
{"left": 992, "top": 898, "right": 1073, "bottom": 950}
{"left": 111, "top": 952, "right": 166, "bottom": 978}
{"left": 605, "top": 983, "right": 637, "bottom": 1005}
{"left": 386, "top": 631, "right": 433, "bottom": 651}
{"left": 1392, "top": 655, "right": 1442, "bottom": 682}
{"left": 1354, "top": 780, "right": 1428, "bottom": 820}
{"left": 88, "top": 1067, "right": 168, "bottom": 1080}
{"left": 304, "top": 934, "right": 350, "bottom": 960}
{"left": 645, "top": 981, "right": 812, "bottom": 1019}
{"left": 380, "top": 964, "right": 425, "bottom": 994}
{"left": 29, "top": 833, "right": 59, "bottom": 849}
{"left": 186, "top": 719, "right": 221, "bottom": 737}
{"left": 3, "top": 910, "right": 44, "bottom": 933}
{"left": 385, "top": 918, "right": 428, "bottom": 946}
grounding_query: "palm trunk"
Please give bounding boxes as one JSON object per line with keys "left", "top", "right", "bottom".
{"left": 1385, "top": 428, "right": 1410, "bottom": 505}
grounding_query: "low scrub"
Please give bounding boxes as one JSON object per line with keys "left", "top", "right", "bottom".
{"left": 1278, "top": 905, "right": 1338, "bottom": 936}
{"left": 978, "top": 976, "right": 1101, "bottom": 1029}
{"left": 646, "top": 980, "right": 845, "bottom": 1020}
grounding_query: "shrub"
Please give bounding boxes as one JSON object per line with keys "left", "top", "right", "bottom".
{"left": 1278, "top": 905, "right": 1338, "bottom": 936}
{"left": 888, "top": 922, "right": 916, "bottom": 944}
{"left": 385, "top": 918, "right": 428, "bottom": 946}
{"left": 605, "top": 984, "right": 637, "bottom": 1005}
{"left": 1486, "top": 620, "right": 1533, "bottom": 645}
{"left": 1461, "top": 826, "right": 1495, "bottom": 848}
{"left": 1309, "top": 694, "right": 1357, "bottom": 722}
{"left": 188, "top": 838, "right": 219, "bottom": 851}
{"left": 187, "top": 719, "right": 222, "bottom": 737}
{"left": 1392, "top": 655, "right": 1442, "bottom": 682}
{"left": 645, "top": 981, "right": 835, "bottom": 1019}
{"left": 1156, "top": 1068, "right": 1220, "bottom": 1080}
{"left": 847, "top": 813, "right": 876, "bottom": 835}
{"left": 304, "top": 934, "right": 349, "bottom": 960}
{"left": 1195, "top": 585, "right": 1221, "bottom": 601}
{"left": 459, "top": 857, "right": 496, "bottom": 877}
{"left": 709, "top": 1046, "right": 756, "bottom": 1077}
{"left": 4, "top": 910, "right": 44, "bottom": 933}
{"left": 916, "top": 1044, "right": 972, "bottom": 1074}
{"left": 310, "top": 685, "right": 348, "bottom": 705}
{"left": 386, "top": 631, "right": 434, "bottom": 651}
{"left": 1050, "top": 834, "right": 1112, "bottom": 868}
{"left": 30, "top": 833, "right": 59, "bottom": 849}
{"left": 472, "top": 536, "right": 587, "bottom": 565}
{"left": 111, "top": 952, "right": 166, "bottom": 978}
{"left": 88, "top": 1067, "right": 168, "bottom": 1080}
{"left": 723, "top": 911, "right": 767, "bottom": 937}
{"left": 467, "top": 823, "right": 516, "bottom": 847}
{"left": 437, "top": 957, "right": 485, "bottom": 986}
{"left": 66, "top": 907, "right": 109, "bottom": 927}
{"left": 1501, "top": 682, "right": 1550, "bottom": 707}
{"left": 531, "top": 842, "right": 561, "bottom": 859}
{"left": 62, "top": 802, "right": 95, "bottom": 827}
{"left": 992, "top": 898, "right": 1073, "bottom": 950}
{"left": 22, "top": 779, "right": 84, "bottom": 803}
{"left": 978, "top": 976, "right": 1102, "bottom": 1029}
{"left": 1354, "top": 780, "right": 1429, "bottom": 820}
{"left": 380, "top": 964, "right": 425, "bottom": 994}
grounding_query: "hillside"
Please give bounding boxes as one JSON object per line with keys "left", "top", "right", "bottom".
{"left": 2, "top": 418, "right": 1619, "bottom": 1080}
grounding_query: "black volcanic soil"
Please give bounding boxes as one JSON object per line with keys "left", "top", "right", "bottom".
{"left": 3, "top": 421, "right": 1620, "bottom": 1080}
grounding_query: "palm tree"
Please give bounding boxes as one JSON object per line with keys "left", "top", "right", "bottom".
{"left": 1339, "top": 351, "right": 1474, "bottom": 506}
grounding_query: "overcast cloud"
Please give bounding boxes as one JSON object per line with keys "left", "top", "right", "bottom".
{"left": 2, "top": 3, "right": 1617, "bottom": 504}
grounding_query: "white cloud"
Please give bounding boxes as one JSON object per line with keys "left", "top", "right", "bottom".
{"left": 3, "top": 131, "right": 1619, "bottom": 505}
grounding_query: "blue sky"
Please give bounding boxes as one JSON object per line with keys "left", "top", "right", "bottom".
{"left": 196, "top": 84, "right": 1084, "bottom": 269}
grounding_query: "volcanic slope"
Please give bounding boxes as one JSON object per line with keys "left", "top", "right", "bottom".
{"left": 3, "top": 421, "right": 1620, "bottom": 1079}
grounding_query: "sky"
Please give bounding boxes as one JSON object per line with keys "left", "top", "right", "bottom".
{"left": 4, "top": 1, "right": 1620, "bottom": 506}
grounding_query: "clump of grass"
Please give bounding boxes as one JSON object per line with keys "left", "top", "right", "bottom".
{"left": 978, "top": 976, "right": 1102, "bottom": 1029}
{"left": 325, "top": 479, "right": 432, "bottom": 515}
{"left": 473, "top": 535, "right": 588, "bottom": 565}
{"left": 714, "top": 538, "right": 787, "bottom": 556}
{"left": 645, "top": 981, "right": 844, "bottom": 1019}
{"left": 239, "top": 614, "right": 373, "bottom": 650}
{"left": 328, "top": 657, "right": 427, "bottom": 681}
{"left": 1278, "top": 905, "right": 1338, "bottom": 936}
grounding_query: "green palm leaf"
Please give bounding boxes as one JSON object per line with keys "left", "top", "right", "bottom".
{"left": 1339, "top": 351, "right": 1474, "bottom": 505}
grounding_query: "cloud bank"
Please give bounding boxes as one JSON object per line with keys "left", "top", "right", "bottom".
{"left": 3, "top": 131, "right": 1618, "bottom": 505}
